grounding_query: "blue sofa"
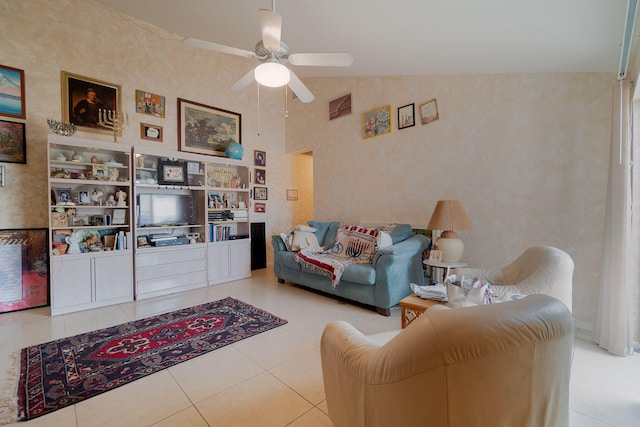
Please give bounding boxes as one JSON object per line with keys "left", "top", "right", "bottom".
{"left": 271, "top": 221, "right": 430, "bottom": 315}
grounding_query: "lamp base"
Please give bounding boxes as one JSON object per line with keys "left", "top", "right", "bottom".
{"left": 437, "top": 235, "right": 464, "bottom": 263}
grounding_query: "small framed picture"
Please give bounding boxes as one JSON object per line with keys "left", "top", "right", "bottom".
{"left": 398, "top": 103, "right": 415, "bottom": 129}
{"left": 77, "top": 191, "right": 90, "bottom": 205}
{"left": 0, "top": 120, "right": 26, "bottom": 164}
{"left": 329, "top": 93, "right": 351, "bottom": 120}
{"left": 362, "top": 105, "right": 392, "bottom": 139}
{"left": 254, "top": 186, "right": 268, "bottom": 200}
{"left": 112, "top": 209, "right": 126, "bottom": 225}
{"left": 157, "top": 159, "right": 187, "bottom": 185}
{"left": 286, "top": 189, "right": 298, "bottom": 201}
{"left": 419, "top": 98, "right": 439, "bottom": 125}
{"left": 55, "top": 188, "right": 72, "bottom": 205}
{"left": 137, "top": 235, "right": 150, "bottom": 247}
{"left": 428, "top": 250, "right": 443, "bottom": 263}
{"left": 92, "top": 165, "right": 108, "bottom": 180}
{"left": 135, "top": 89, "right": 165, "bottom": 118}
{"left": 140, "top": 123, "right": 163, "bottom": 142}
{"left": 187, "top": 162, "right": 201, "bottom": 174}
{"left": 72, "top": 215, "right": 89, "bottom": 226}
{"left": 255, "top": 168, "right": 266, "bottom": 185}
{"left": 254, "top": 202, "right": 266, "bottom": 213}
{"left": 254, "top": 150, "right": 266, "bottom": 167}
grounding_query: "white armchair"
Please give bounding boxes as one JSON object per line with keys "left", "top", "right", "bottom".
{"left": 320, "top": 295, "right": 574, "bottom": 427}
{"left": 454, "top": 245, "right": 574, "bottom": 312}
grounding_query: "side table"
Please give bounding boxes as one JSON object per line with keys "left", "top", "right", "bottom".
{"left": 399, "top": 294, "right": 445, "bottom": 328}
{"left": 423, "top": 260, "right": 468, "bottom": 283}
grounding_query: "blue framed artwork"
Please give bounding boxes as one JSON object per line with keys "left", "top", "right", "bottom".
{"left": 0, "top": 65, "right": 26, "bottom": 120}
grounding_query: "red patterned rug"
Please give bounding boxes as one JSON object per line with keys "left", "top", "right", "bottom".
{"left": 13, "top": 297, "right": 286, "bottom": 422}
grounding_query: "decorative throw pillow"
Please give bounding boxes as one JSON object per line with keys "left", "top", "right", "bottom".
{"left": 293, "top": 224, "right": 317, "bottom": 233}
{"left": 291, "top": 231, "right": 322, "bottom": 251}
{"left": 280, "top": 233, "right": 294, "bottom": 251}
{"left": 331, "top": 225, "right": 380, "bottom": 263}
{"left": 376, "top": 231, "right": 393, "bottom": 250}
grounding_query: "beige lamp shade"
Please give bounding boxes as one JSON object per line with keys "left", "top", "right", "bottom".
{"left": 427, "top": 200, "right": 473, "bottom": 262}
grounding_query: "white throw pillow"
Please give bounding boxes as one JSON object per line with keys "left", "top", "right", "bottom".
{"left": 376, "top": 231, "right": 393, "bottom": 250}
{"left": 291, "top": 231, "right": 321, "bottom": 251}
{"left": 293, "top": 224, "right": 317, "bottom": 233}
{"left": 447, "top": 283, "right": 489, "bottom": 307}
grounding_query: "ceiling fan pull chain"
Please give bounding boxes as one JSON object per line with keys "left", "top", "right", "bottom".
{"left": 285, "top": 86, "right": 289, "bottom": 118}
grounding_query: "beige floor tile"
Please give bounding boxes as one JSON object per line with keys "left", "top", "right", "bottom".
{"left": 168, "top": 345, "right": 264, "bottom": 403}
{"left": 5, "top": 406, "right": 77, "bottom": 427}
{"left": 150, "top": 406, "right": 208, "bottom": 427}
{"left": 75, "top": 370, "right": 192, "bottom": 427}
{"left": 269, "top": 348, "right": 326, "bottom": 405}
{"left": 233, "top": 326, "right": 316, "bottom": 370}
{"left": 196, "top": 371, "right": 312, "bottom": 427}
{"left": 287, "top": 407, "right": 334, "bottom": 427}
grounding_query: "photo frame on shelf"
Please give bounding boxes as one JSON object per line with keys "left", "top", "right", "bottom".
{"left": 254, "top": 202, "right": 266, "bottom": 213}
{"left": 329, "top": 93, "right": 351, "bottom": 120}
{"left": 140, "top": 123, "right": 163, "bottom": 142}
{"left": 77, "top": 191, "right": 90, "bottom": 205}
{"left": 55, "top": 188, "right": 72, "bottom": 205}
{"left": 0, "top": 64, "right": 26, "bottom": 119}
{"left": 362, "top": 105, "right": 392, "bottom": 139}
{"left": 157, "top": 159, "right": 187, "bottom": 185}
{"left": 187, "top": 162, "right": 201, "bottom": 174}
{"left": 254, "top": 168, "right": 266, "bottom": 185}
{"left": 254, "top": 186, "right": 268, "bottom": 200}
{"left": 61, "top": 71, "right": 121, "bottom": 135}
{"left": 112, "top": 209, "right": 126, "bottom": 225}
{"left": 0, "top": 120, "right": 26, "bottom": 164}
{"left": 419, "top": 98, "right": 439, "bottom": 125}
{"left": 92, "top": 165, "right": 108, "bottom": 180}
{"left": 398, "top": 103, "right": 415, "bottom": 129}
{"left": 178, "top": 98, "right": 241, "bottom": 157}
{"left": 135, "top": 89, "right": 165, "bottom": 118}
{"left": 428, "top": 250, "right": 443, "bottom": 263}
{"left": 254, "top": 150, "right": 266, "bottom": 167}
{"left": 0, "top": 228, "right": 49, "bottom": 313}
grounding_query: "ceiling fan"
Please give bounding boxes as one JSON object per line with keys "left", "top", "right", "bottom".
{"left": 185, "top": 1, "right": 353, "bottom": 103}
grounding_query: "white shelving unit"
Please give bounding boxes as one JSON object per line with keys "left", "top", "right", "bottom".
{"left": 47, "top": 134, "right": 134, "bottom": 315}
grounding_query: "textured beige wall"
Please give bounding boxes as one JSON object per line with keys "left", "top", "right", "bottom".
{"left": 0, "top": 0, "right": 295, "bottom": 265}
{"left": 286, "top": 73, "right": 614, "bottom": 327}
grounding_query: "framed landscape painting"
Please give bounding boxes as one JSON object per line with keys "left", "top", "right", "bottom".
{"left": 0, "top": 120, "right": 26, "bottom": 164}
{"left": 178, "top": 98, "right": 241, "bottom": 157}
{"left": 0, "top": 65, "right": 26, "bottom": 119}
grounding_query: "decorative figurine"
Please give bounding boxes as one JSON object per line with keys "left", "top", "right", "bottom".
{"left": 116, "top": 189, "right": 127, "bottom": 206}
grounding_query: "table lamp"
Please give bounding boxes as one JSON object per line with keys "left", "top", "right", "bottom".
{"left": 427, "top": 200, "right": 473, "bottom": 263}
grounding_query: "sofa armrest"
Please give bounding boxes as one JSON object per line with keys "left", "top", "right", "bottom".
{"left": 271, "top": 234, "right": 287, "bottom": 252}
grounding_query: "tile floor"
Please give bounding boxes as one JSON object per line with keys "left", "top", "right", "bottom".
{"left": 0, "top": 268, "right": 638, "bottom": 426}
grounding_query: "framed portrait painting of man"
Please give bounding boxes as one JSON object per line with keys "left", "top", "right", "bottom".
{"left": 61, "top": 71, "right": 121, "bottom": 135}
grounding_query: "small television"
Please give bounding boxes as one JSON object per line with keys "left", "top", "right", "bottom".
{"left": 137, "top": 193, "right": 195, "bottom": 227}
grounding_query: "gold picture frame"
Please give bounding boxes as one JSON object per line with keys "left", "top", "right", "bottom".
{"left": 61, "top": 71, "right": 121, "bottom": 135}
{"left": 140, "top": 123, "right": 163, "bottom": 142}
{"left": 178, "top": 98, "right": 241, "bottom": 157}
{"left": 419, "top": 98, "right": 439, "bottom": 125}
{"left": 362, "top": 105, "right": 392, "bottom": 139}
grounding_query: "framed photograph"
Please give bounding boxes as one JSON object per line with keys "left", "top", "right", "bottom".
{"left": 254, "top": 186, "right": 268, "bottom": 200}
{"left": 187, "top": 162, "right": 201, "bottom": 174}
{"left": 61, "top": 71, "right": 121, "bottom": 135}
{"left": 362, "top": 105, "right": 392, "bottom": 139}
{"left": 157, "top": 159, "right": 187, "bottom": 185}
{"left": 254, "top": 168, "right": 266, "bottom": 185}
{"left": 419, "top": 98, "right": 439, "bottom": 125}
{"left": 0, "top": 65, "right": 26, "bottom": 119}
{"left": 55, "top": 188, "right": 72, "bottom": 205}
{"left": 77, "top": 191, "right": 90, "bottom": 205}
{"left": 254, "top": 202, "right": 266, "bottom": 213}
{"left": 329, "top": 93, "right": 351, "bottom": 120}
{"left": 137, "top": 235, "right": 150, "bottom": 247}
{"left": 0, "top": 165, "right": 5, "bottom": 187}
{"left": 0, "top": 120, "right": 26, "bottom": 164}
{"left": 135, "top": 89, "right": 165, "bottom": 118}
{"left": 428, "top": 250, "right": 443, "bottom": 263}
{"left": 140, "top": 123, "right": 163, "bottom": 142}
{"left": 254, "top": 150, "right": 266, "bottom": 167}
{"left": 178, "top": 98, "right": 241, "bottom": 157}
{"left": 92, "top": 165, "right": 108, "bottom": 180}
{"left": 286, "top": 189, "right": 298, "bottom": 201}
{"left": 398, "top": 103, "right": 415, "bottom": 129}
{"left": 112, "top": 209, "right": 126, "bottom": 225}
{"left": 0, "top": 228, "right": 49, "bottom": 313}
{"left": 72, "top": 215, "right": 89, "bottom": 226}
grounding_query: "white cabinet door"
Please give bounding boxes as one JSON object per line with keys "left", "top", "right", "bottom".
{"left": 51, "top": 257, "right": 92, "bottom": 312}
{"left": 207, "top": 244, "right": 230, "bottom": 283}
{"left": 94, "top": 253, "right": 133, "bottom": 302}
{"left": 229, "top": 240, "right": 251, "bottom": 279}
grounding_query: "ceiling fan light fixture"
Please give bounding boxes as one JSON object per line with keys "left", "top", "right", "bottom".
{"left": 254, "top": 62, "right": 290, "bottom": 87}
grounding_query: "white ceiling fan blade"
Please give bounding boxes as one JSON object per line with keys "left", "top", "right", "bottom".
{"left": 230, "top": 69, "right": 256, "bottom": 91}
{"left": 185, "top": 37, "right": 255, "bottom": 59}
{"left": 259, "top": 9, "right": 282, "bottom": 51}
{"left": 287, "top": 70, "right": 315, "bottom": 103}
{"left": 288, "top": 53, "right": 354, "bottom": 67}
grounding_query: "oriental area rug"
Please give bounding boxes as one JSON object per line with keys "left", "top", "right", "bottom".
{"left": 11, "top": 297, "right": 287, "bottom": 423}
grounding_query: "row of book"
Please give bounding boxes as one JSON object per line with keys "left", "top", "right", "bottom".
{"left": 209, "top": 224, "right": 234, "bottom": 242}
